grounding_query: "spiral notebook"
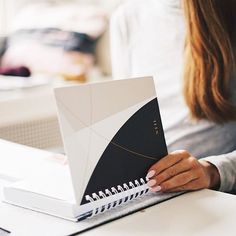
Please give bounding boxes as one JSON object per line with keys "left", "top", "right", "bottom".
{"left": 3, "top": 77, "right": 181, "bottom": 233}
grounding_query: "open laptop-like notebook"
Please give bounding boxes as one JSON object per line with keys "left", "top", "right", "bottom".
{"left": 3, "top": 77, "right": 181, "bottom": 234}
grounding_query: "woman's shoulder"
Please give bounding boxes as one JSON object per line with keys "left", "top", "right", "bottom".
{"left": 111, "top": 0, "right": 159, "bottom": 37}
{"left": 111, "top": 0, "right": 157, "bottom": 24}
{"left": 116, "top": 0, "right": 152, "bottom": 13}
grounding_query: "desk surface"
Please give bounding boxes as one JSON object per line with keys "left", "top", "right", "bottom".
{"left": 0, "top": 188, "right": 236, "bottom": 236}
{"left": 1, "top": 140, "right": 236, "bottom": 236}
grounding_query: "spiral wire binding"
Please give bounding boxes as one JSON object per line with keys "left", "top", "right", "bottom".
{"left": 85, "top": 178, "right": 150, "bottom": 218}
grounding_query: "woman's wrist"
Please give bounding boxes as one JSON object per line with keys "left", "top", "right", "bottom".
{"left": 199, "top": 160, "right": 221, "bottom": 190}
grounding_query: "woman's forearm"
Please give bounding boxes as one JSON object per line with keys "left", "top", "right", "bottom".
{"left": 202, "top": 151, "right": 236, "bottom": 193}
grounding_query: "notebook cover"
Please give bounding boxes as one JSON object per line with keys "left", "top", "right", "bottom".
{"left": 54, "top": 77, "right": 167, "bottom": 206}
{"left": 81, "top": 97, "right": 167, "bottom": 204}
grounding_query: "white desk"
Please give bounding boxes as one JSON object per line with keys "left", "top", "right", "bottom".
{"left": 1, "top": 140, "right": 236, "bottom": 236}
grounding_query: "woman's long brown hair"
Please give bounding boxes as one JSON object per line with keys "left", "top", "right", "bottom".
{"left": 182, "top": 0, "right": 236, "bottom": 123}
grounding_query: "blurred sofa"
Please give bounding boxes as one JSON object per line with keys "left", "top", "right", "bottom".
{"left": 0, "top": 0, "right": 125, "bottom": 150}
{"left": 1, "top": 0, "right": 126, "bottom": 76}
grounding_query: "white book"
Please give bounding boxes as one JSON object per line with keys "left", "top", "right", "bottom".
{"left": 3, "top": 77, "right": 181, "bottom": 233}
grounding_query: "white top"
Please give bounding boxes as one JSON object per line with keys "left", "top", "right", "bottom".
{"left": 110, "top": 0, "right": 236, "bottom": 193}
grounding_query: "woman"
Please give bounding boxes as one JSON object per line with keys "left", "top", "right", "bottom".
{"left": 110, "top": 0, "right": 236, "bottom": 193}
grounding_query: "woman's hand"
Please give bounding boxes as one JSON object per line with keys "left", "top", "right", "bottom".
{"left": 146, "top": 150, "right": 220, "bottom": 192}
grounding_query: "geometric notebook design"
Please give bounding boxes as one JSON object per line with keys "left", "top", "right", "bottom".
{"left": 81, "top": 98, "right": 167, "bottom": 204}
{"left": 54, "top": 77, "right": 167, "bottom": 205}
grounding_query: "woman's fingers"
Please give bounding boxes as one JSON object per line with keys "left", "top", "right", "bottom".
{"left": 166, "top": 178, "right": 203, "bottom": 192}
{"left": 148, "top": 169, "right": 198, "bottom": 192}
{"left": 146, "top": 150, "right": 219, "bottom": 192}
{"left": 153, "top": 159, "right": 192, "bottom": 186}
{"left": 147, "top": 150, "right": 190, "bottom": 178}
{"left": 156, "top": 171, "right": 198, "bottom": 192}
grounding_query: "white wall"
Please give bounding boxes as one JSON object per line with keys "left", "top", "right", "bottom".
{"left": 0, "top": 0, "right": 126, "bottom": 36}
{"left": 0, "top": 0, "right": 12, "bottom": 36}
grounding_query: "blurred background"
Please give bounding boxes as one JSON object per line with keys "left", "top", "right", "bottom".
{"left": 0, "top": 0, "right": 126, "bottom": 152}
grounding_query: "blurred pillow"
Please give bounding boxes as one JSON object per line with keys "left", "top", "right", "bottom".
{"left": 1, "top": 3, "right": 108, "bottom": 81}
